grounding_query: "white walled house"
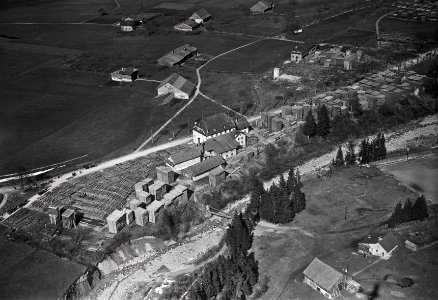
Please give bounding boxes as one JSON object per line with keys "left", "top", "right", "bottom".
{"left": 189, "top": 8, "right": 211, "bottom": 23}
{"left": 358, "top": 232, "right": 400, "bottom": 260}
{"left": 166, "top": 147, "right": 202, "bottom": 171}
{"left": 192, "top": 113, "right": 251, "bottom": 145}
{"left": 111, "top": 67, "right": 138, "bottom": 82}
{"left": 204, "top": 131, "right": 241, "bottom": 160}
{"left": 120, "top": 17, "right": 135, "bottom": 31}
{"left": 157, "top": 73, "right": 195, "bottom": 100}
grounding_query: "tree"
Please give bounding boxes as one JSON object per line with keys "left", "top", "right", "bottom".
{"left": 302, "top": 111, "right": 316, "bottom": 138}
{"left": 388, "top": 202, "right": 403, "bottom": 228}
{"left": 286, "top": 166, "right": 296, "bottom": 193}
{"left": 333, "top": 146, "right": 344, "bottom": 167}
{"left": 359, "top": 139, "right": 370, "bottom": 164}
{"left": 330, "top": 115, "right": 358, "bottom": 140}
{"left": 345, "top": 140, "right": 356, "bottom": 165}
{"left": 316, "top": 104, "right": 330, "bottom": 137}
{"left": 412, "top": 195, "right": 429, "bottom": 221}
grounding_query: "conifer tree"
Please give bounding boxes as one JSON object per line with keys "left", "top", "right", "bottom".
{"left": 402, "top": 199, "right": 414, "bottom": 223}
{"left": 345, "top": 140, "right": 356, "bottom": 165}
{"left": 302, "top": 111, "right": 317, "bottom": 138}
{"left": 286, "top": 166, "right": 296, "bottom": 193}
{"left": 359, "top": 139, "right": 370, "bottom": 164}
{"left": 316, "top": 104, "right": 330, "bottom": 136}
{"left": 333, "top": 145, "right": 344, "bottom": 166}
{"left": 413, "top": 195, "right": 429, "bottom": 221}
{"left": 388, "top": 201, "right": 403, "bottom": 228}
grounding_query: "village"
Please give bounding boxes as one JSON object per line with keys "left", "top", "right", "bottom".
{"left": 0, "top": 0, "right": 438, "bottom": 299}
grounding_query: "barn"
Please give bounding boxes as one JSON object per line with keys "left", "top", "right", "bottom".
{"left": 190, "top": 8, "right": 212, "bottom": 23}
{"left": 156, "top": 73, "right": 196, "bottom": 99}
{"left": 157, "top": 44, "right": 198, "bottom": 67}
{"left": 250, "top": 1, "right": 274, "bottom": 14}
{"left": 174, "top": 19, "right": 201, "bottom": 32}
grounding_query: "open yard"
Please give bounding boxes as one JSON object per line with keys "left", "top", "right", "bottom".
{"left": 253, "top": 165, "right": 425, "bottom": 299}
{"left": 0, "top": 240, "right": 86, "bottom": 300}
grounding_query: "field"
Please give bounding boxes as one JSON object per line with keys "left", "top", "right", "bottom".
{"left": 327, "top": 28, "right": 377, "bottom": 48}
{"left": 253, "top": 165, "right": 423, "bottom": 299}
{"left": 0, "top": 240, "right": 86, "bottom": 300}
{"left": 379, "top": 18, "right": 438, "bottom": 39}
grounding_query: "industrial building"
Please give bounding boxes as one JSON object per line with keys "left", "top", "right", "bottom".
{"left": 156, "top": 166, "right": 176, "bottom": 184}
{"left": 166, "top": 147, "right": 202, "bottom": 171}
{"left": 183, "top": 155, "right": 227, "bottom": 181}
{"left": 157, "top": 44, "right": 198, "bottom": 67}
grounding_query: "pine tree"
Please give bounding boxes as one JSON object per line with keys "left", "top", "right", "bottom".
{"left": 379, "top": 133, "right": 387, "bottom": 159}
{"left": 295, "top": 168, "right": 303, "bottom": 189}
{"left": 316, "top": 104, "right": 330, "bottom": 137}
{"left": 302, "top": 111, "right": 317, "bottom": 138}
{"left": 388, "top": 201, "right": 403, "bottom": 228}
{"left": 334, "top": 146, "right": 344, "bottom": 166}
{"left": 359, "top": 139, "right": 371, "bottom": 164}
{"left": 345, "top": 140, "right": 356, "bottom": 165}
{"left": 286, "top": 166, "right": 296, "bottom": 193}
{"left": 260, "top": 187, "right": 275, "bottom": 222}
{"left": 402, "top": 199, "right": 414, "bottom": 223}
{"left": 413, "top": 195, "right": 429, "bottom": 221}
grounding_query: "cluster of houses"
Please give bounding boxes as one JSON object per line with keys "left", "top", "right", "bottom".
{"left": 174, "top": 8, "right": 212, "bottom": 32}
{"left": 389, "top": 1, "right": 438, "bottom": 22}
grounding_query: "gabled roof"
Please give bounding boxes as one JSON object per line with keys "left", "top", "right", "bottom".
{"left": 121, "top": 18, "right": 135, "bottom": 26}
{"left": 175, "top": 19, "right": 200, "bottom": 29}
{"left": 235, "top": 116, "right": 251, "bottom": 130}
{"left": 190, "top": 8, "right": 211, "bottom": 20}
{"left": 379, "top": 232, "right": 400, "bottom": 253}
{"left": 195, "top": 113, "right": 236, "bottom": 136}
{"left": 184, "top": 155, "right": 226, "bottom": 177}
{"left": 157, "top": 73, "right": 196, "bottom": 96}
{"left": 250, "top": 1, "right": 273, "bottom": 12}
{"left": 303, "top": 258, "right": 344, "bottom": 291}
{"left": 205, "top": 131, "right": 241, "bottom": 154}
{"left": 168, "top": 147, "right": 201, "bottom": 165}
{"left": 112, "top": 67, "right": 138, "bottom": 76}
{"left": 158, "top": 44, "right": 198, "bottom": 66}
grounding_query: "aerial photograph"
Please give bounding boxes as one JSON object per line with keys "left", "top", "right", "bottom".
{"left": 1, "top": 0, "right": 438, "bottom": 299}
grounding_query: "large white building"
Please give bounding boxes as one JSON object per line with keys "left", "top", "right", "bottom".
{"left": 192, "top": 113, "right": 250, "bottom": 145}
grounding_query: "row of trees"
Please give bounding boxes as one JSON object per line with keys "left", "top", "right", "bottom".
{"left": 302, "top": 105, "right": 331, "bottom": 138}
{"left": 388, "top": 195, "right": 429, "bottom": 228}
{"left": 332, "top": 140, "right": 356, "bottom": 167}
{"left": 358, "top": 133, "right": 387, "bottom": 164}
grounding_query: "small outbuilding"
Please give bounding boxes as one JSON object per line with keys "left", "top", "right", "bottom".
{"left": 120, "top": 17, "right": 136, "bottom": 31}
{"left": 250, "top": 1, "right": 274, "bottom": 14}
{"left": 111, "top": 67, "right": 138, "bottom": 82}
{"left": 190, "top": 8, "right": 211, "bottom": 23}
{"left": 157, "top": 73, "right": 196, "bottom": 100}
{"left": 174, "top": 19, "right": 201, "bottom": 32}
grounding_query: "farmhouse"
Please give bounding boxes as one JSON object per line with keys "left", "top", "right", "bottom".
{"left": 190, "top": 8, "right": 211, "bottom": 23}
{"left": 157, "top": 73, "right": 196, "bottom": 99}
{"left": 174, "top": 19, "right": 201, "bottom": 32}
{"left": 204, "top": 131, "right": 243, "bottom": 159}
{"left": 183, "top": 155, "right": 227, "bottom": 181}
{"left": 192, "top": 113, "right": 251, "bottom": 144}
{"left": 166, "top": 147, "right": 202, "bottom": 171}
{"left": 250, "top": 1, "right": 274, "bottom": 14}
{"left": 120, "top": 17, "right": 135, "bottom": 31}
{"left": 111, "top": 67, "right": 138, "bottom": 82}
{"left": 158, "top": 44, "right": 198, "bottom": 66}
{"left": 358, "top": 231, "right": 400, "bottom": 259}
{"left": 303, "top": 258, "right": 348, "bottom": 299}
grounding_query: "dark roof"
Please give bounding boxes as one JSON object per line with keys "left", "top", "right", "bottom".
{"left": 184, "top": 156, "right": 226, "bottom": 178}
{"left": 158, "top": 44, "right": 198, "bottom": 66}
{"left": 157, "top": 73, "right": 196, "bottom": 96}
{"left": 303, "top": 258, "right": 344, "bottom": 291}
{"left": 204, "top": 131, "right": 241, "bottom": 154}
{"left": 169, "top": 147, "right": 201, "bottom": 165}
{"left": 235, "top": 116, "right": 251, "bottom": 130}
{"left": 191, "top": 8, "right": 211, "bottom": 20}
{"left": 379, "top": 232, "right": 401, "bottom": 253}
{"left": 209, "top": 166, "right": 225, "bottom": 176}
{"left": 121, "top": 18, "right": 135, "bottom": 26}
{"left": 195, "top": 113, "right": 236, "bottom": 136}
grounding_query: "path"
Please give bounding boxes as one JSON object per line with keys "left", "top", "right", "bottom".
{"left": 199, "top": 92, "right": 243, "bottom": 117}
{"left": 352, "top": 258, "right": 383, "bottom": 276}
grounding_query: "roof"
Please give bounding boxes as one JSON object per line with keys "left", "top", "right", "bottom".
{"left": 303, "top": 258, "right": 344, "bottom": 291}
{"left": 194, "top": 113, "right": 236, "bottom": 136}
{"left": 106, "top": 209, "right": 125, "bottom": 222}
{"left": 121, "top": 18, "right": 135, "bottom": 26}
{"left": 62, "top": 208, "right": 75, "bottom": 218}
{"left": 379, "top": 232, "right": 401, "bottom": 253}
{"left": 204, "top": 131, "right": 241, "bottom": 154}
{"left": 112, "top": 67, "right": 138, "bottom": 76}
{"left": 173, "top": 184, "right": 188, "bottom": 193}
{"left": 157, "top": 73, "right": 196, "bottom": 96}
{"left": 250, "top": 1, "right": 273, "bottom": 12}
{"left": 168, "top": 147, "right": 201, "bottom": 165}
{"left": 149, "top": 180, "right": 166, "bottom": 191}
{"left": 209, "top": 166, "right": 225, "bottom": 176}
{"left": 175, "top": 19, "right": 200, "bottom": 29}
{"left": 147, "top": 200, "right": 164, "bottom": 212}
{"left": 158, "top": 44, "right": 198, "bottom": 66}
{"left": 190, "top": 8, "right": 211, "bottom": 20}
{"left": 184, "top": 155, "right": 226, "bottom": 178}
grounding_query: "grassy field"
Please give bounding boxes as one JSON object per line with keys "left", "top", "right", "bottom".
{"left": 327, "top": 28, "right": 377, "bottom": 48}
{"left": 0, "top": 241, "right": 86, "bottom": 300}
{"left": 379, "top": 18, "right": 438, "bottom": 39}
{"left": 253, "top": 165, "right": 422, "bottom": 299}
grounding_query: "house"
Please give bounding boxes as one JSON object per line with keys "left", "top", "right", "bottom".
{"left": 107, "top": 209, "right": 126, "bottom": 234}
{"left": 157, "top": 73, "right": 196, "bottom": 99}
{"left": 291, "top": 44, "right": 317, "bottom": 62}
{"left": 250, "top": 1, "right": 274, "bottom": 14}
{"left": 62, "top": 208, "right": 76, "bottom": 229}
{"left": 192, "top": 113, "right": 251, "bottom": 144}
{"left": 111, "top": 67, "right": 138, "bottom": 82}
{"left": 183, "top": 155, "right": 227, "bottom": 181}
{"left": 157, "top": 44, "right": 198, "bottom": 66}
{"left": 166, "top": 147, "right": 202, "bottom": 171}
{"left": 303, "top": 258, "right": 348, "bottom": 299}
{"left": 120, "top": 17, "right": 135, "bottom": 31}
{"left": 174, "top": 19, "right": 201, "bottom": 32}
{"left": 204, "top": 131, "right": 242, "bottom": 159}
{"left": 190, "top": 8, "right": 211, "bottom": 23}
{"left": 358, "top": 231, "right": 400, "bottom": 259}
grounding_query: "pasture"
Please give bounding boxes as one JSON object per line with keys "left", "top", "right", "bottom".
{"left": 0, "top": 241, "right": 86, "bottom": 300}
{"left": 253, "top": 166, "right": 419, "bottom": 299}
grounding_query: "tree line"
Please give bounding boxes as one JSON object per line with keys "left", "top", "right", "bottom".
{"left": 332, "top": 133, "right": 387, "bottom": 167}
{"left": 388, "top": 195, "right": 429, "bottom": 228}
